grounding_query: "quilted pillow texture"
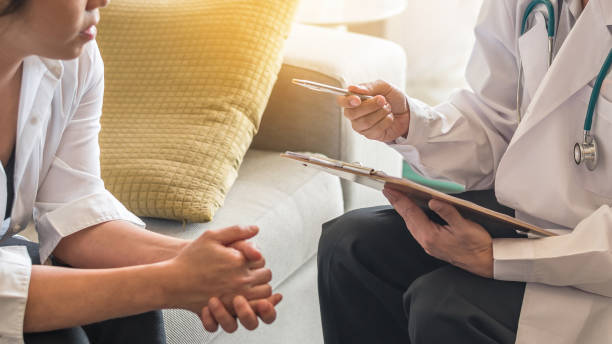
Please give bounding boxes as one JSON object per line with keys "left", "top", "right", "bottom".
{"left": 97, "top": 0, "right": 298, "bottom": 222}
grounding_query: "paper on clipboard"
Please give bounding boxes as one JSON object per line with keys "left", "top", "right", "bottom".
{"left": 281, "top": 151, "right": 556, "bottom": 238}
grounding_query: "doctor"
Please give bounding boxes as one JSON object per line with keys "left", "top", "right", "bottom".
{"left": 318, "top": 0, "right": 612, "bottom": 343}
{"left": 0, "top": 0, "right": 281, "bottom": 342}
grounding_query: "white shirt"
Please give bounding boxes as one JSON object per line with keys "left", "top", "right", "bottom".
{"left": 0, "top": 41, "right": 144, "bottom": 343}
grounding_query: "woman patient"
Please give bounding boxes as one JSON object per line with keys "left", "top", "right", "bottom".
{"left": 0, "top": 0, "right": 280, "bottom": 342}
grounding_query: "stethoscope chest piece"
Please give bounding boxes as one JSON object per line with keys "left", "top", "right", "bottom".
{"left": 574, "top": 133, "right": 598, "bottom": 171}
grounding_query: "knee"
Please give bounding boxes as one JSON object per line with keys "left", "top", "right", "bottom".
{"left": 318, "top": 206, "right": 397, "bottom": 265}
{"left": 404, "top": 268, "right": 463, "bottom": 343}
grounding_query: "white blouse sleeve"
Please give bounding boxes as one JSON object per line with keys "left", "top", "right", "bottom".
{"left": 33, "top": 42, "right": 144, "bottom": 264}
{"left": 0, "top": 246, "right": 31, "bottom": 343}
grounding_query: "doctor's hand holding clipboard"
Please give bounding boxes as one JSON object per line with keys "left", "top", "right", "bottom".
{"left": 336, "top": 81, "right": 498, "bottom": 279}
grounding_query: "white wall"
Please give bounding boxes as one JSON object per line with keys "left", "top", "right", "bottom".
{"left": 385, "top": 0, "right": 483, "bottom": 105}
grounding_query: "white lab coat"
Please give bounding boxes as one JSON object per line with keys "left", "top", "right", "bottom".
{"left": 390, "top": 0, "right": 612, "bottom": 342}
{"left": 0, "top": 42, "right": 143, "bottom": 343}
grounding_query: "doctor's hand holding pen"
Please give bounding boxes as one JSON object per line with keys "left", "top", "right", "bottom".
{"left": 337, "top": 80, "right": 411, "bottom": 143}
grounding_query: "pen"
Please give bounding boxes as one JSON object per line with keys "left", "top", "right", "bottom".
{"left": 291, "top": 79, "right": 373, "bottom": 101}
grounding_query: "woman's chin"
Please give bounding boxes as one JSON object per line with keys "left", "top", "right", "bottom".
{"left": 44, "top": 44, "right": 87, "bottom": 61}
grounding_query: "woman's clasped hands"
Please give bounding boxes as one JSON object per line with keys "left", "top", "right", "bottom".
{"left": 158, "top": 225, "right": 281, "bottom": 333}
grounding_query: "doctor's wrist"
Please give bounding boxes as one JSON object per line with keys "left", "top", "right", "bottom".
{"left": 453, "top": 244, "right": 494, "bottom": 279}
{"left": 388, "top": 96, "right": 413, "bottom": 144}
{"left": 470, "top": 246, "right": 494, "bottom": 279}
{"left": 396, "top": 96, "right": 411, "bottom": 140}
{"left": 402, "top": 96, "right": 411, "bottom": 138}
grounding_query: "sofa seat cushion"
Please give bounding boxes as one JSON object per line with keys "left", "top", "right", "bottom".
{"left": 144, "top": 149, "right": 343, "bottom": 286}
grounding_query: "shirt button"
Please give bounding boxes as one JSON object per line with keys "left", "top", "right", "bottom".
{"left": 13, "top": 224, "right": 21, "bottom": 231}
{"left": 30, "top": 117, "right": 38, "bottom": 125}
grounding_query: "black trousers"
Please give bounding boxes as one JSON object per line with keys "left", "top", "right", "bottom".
{"left": 1, "top": 237, "right": 166, "bottom": 344}
{"left": 317, "top": 190, "right": 526, "bottom": 344}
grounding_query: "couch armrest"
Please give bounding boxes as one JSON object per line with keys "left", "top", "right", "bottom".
{"left": 252, "top": 24, "right": 405, "bottom": 211}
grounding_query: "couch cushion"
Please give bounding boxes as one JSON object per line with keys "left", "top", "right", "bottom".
{"left": 145, "top": 149, "right": 343, "bottom": 285}
{"left": 97, "top": 0, "right": 299, "bottom": 223}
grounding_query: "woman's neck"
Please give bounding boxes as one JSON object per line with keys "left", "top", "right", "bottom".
{"left": 0, "top": 20, "right": 26, "bottom": 89}
{"left": 0, "top": 58, "right": 22, "bottom": 90}
{"left": 583, "top": 0, "right": 589, "bottom": 9}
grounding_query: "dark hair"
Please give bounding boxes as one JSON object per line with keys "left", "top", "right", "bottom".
{"left": 0, "top": 0, "right": 25, "bottom": 16}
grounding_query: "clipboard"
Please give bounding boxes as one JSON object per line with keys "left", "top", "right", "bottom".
{"left": 281, "top": 151, "right": 556, "bottom": 237}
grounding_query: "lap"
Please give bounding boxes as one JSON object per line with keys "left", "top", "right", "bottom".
{"left": 406, "top": 265, "right": 525, "bottom": 344}
{"left": 23, "top": 312, "right": 166, "bottom": 344}
{"left": 320, "top": 205, "right": 448, "bottom": 287}
{"left": 82, "top": 311, "right": 166, "bottom": 344}
{"left": 24, "top": 327, "right": 89, "bottom": 344}
{"left": 318, "top": 190, "right": 526, "bottom": 343}
{"left": 320, "top": 189, "right": 522, "bottom": 273}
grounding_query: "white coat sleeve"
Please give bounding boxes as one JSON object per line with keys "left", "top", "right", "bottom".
{"left": 494, "top": 206, "right": 612, "bottom": 297}
{"left": 33, "top": 42, "right": 145, "bottom": 264}
{"left": 389, "top": 0, "right": 519, "bottom": 190}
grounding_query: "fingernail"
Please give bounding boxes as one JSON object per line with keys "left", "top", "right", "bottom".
{"left": 350, "top": 98, "right": 360, "bottom": 107}
{"left": 383, "top": 104, "right": 392, "bottom": 112}
{"left": 377, "top": 97, "right": 386, "bottom": 107}
{"left": 429, "top": 200, "right": 441, "bottom": 212}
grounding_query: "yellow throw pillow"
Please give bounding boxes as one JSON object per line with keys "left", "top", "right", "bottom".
{"left": 97, "top": 0, "right": 298, "bottom": 222}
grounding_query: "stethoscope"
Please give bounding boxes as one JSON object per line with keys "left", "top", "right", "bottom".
{"left": 518, "top": 0, "right": 612, "bottom": 171}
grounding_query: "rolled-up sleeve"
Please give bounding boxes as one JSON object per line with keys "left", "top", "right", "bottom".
{"left": 33, "top": 42, "right": 144, "bottom": 264}
{"left": 0, "top": 246, "right": 31, "bottom": 343}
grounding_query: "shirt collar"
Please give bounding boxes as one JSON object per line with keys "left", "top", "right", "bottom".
{"left": 571, "top": 0, "right": 612, "bottom": 26}
{"left": 19, "top": 55, "right": 64, "bottom": 113}
{"left": 37, "top": 56, "right": 64, "bottom": 81}
{"left": 16, "top": 55, "right": 63, "bottom": 149}
{"left": 564, "top": 0, "right": 583, "bottom": 21}
{"left": 593, "top": 0, "right": 612, "bottom": 26}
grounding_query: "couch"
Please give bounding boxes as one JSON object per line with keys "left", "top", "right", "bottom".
{"left": 150, "top": 24, "right": 405, "bottom": 344}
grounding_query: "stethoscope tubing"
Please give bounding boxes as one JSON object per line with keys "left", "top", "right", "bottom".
{"left": 518, "top": 0, "right": 611, "bottom": 171}
{"left": 521, "top": 0, "right": 556, "bottom": 37}
{"left": 517, "top": 0, "right": 556, "bottom": 122}
{"left": 586, "top": 48, "right": 612, "bottom": 131}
